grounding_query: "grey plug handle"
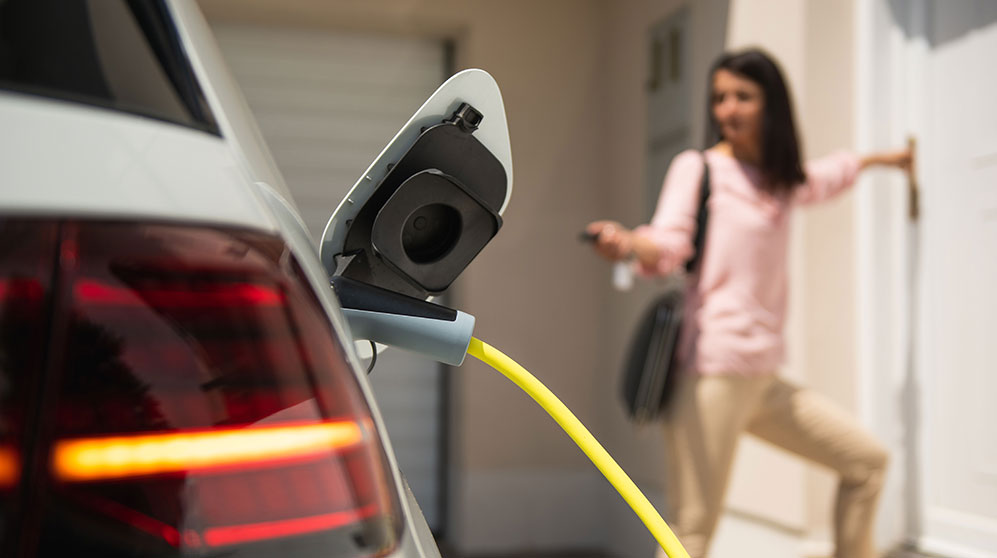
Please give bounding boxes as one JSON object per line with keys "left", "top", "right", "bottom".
{"left": 331, "top": 276, "right": 475, "bottom": 366}
{"left": 341, "top": 307, "right": 474, "bottom": 366}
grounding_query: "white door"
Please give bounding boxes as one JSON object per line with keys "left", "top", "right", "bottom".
{"left": 914, "top": 3, "right": 997, "bottom": 556}
{"left": 210, "top": 24, "right": 449, "bottom": 532}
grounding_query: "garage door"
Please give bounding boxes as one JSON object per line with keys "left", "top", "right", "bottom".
{"left": 212, "top": 23, "right": 448, "bottom": 532}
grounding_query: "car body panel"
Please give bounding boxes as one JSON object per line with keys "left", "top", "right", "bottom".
{"left": 0, "top": 1, "right": 445, "bottom": 556}
{"left": 0, "top": 91, "right": 276, "bottom": 232}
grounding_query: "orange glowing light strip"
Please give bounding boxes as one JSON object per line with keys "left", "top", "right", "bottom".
{"left": 0, "top": 445, "right": 19, "bottom": 488}
{"left": 53, "top": 421, "right": 363, "bottom": 482}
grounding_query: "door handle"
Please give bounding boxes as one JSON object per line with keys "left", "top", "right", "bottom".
{"left": 908, "top": 135, "right": 919, "bottom": 221}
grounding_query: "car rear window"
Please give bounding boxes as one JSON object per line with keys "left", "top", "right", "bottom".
{"left": 0, "top": 0, "right": 218, "bottom": 134}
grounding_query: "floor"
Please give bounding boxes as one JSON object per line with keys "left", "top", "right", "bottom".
{"left": 884, "top": 546, "right": 948, "bottom": 558}
{"left": 438, "top": 518, "right": 947, "bottom": 558}
{"left": 438, "top": 507, "right": 948, "bottom": 558}
{"left": 442, "top": 547, "right": 941, "bottom": 558}
{"left": 443, "top": 551, "right": 608, "bottom": 558}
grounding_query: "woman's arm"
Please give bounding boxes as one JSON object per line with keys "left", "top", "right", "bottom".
{"left": 795, "top": 145, "right": 914, "bottom": 205}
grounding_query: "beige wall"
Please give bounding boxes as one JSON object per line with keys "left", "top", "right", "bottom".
{"left": 723, "top": 0, "right": 816, "bottom": 538}
{"left": 726, "top": 0, "right": 861, "bottom": 549}
{"left": 800, "top": 0, "right": 858, "bottom": 545}
{"left": 722, "top": 0, "right": 815, "bottom": 535}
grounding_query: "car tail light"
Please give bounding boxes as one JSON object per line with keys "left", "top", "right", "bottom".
{"left": 0, "top": 220, "right": 401, "bottom": 557}
{"left": 0, "top": 220, "right": 60, "bottom": 557}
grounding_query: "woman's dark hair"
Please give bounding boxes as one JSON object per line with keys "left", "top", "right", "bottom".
{"left": 706, "top": 48, "right": 806, "bottom": 194}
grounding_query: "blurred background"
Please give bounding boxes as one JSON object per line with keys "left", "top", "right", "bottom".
{"left": 196, "top": 1, "right": 997, "bottom": 557}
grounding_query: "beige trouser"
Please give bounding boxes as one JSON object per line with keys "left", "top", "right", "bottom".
{"left": 655, "top": 373, "right": 889, "bottom": 558}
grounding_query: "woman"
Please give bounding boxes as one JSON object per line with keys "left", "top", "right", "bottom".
{"left": 588, "top": 49, "right": 911, "bottom": 558}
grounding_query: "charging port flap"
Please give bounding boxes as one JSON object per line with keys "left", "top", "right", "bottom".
{"left": 320, "top": 69, "right": 513, "bottom": 300}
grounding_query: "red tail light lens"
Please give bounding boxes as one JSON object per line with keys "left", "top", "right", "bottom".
{"left": 0, "top": 220, "right": 59, "bottom": 556}
{"left": 0, "top": 220, "right": 401, "bottom": 557}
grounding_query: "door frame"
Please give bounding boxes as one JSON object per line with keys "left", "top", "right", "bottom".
{"left": 854, "top": 0, "right": 928, "bottom": 551}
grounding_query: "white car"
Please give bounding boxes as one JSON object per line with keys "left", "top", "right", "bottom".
{"left": 0, "top": 1, "right": 510, "bottom": 556}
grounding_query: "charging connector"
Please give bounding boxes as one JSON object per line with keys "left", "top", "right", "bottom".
{"left": 332, "top": 276, "right": 474, "bottom": 366}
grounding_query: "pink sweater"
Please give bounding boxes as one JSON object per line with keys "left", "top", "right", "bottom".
{"left": 634, "top": 149, "right": 861, "bottom": 375}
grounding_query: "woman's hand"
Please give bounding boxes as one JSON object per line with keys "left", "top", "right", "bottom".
{"left": 586, "top": 221, "right": 634, "bottom": 262}
{"left": 860, "top": 147, "right": 914, "bottom": 174}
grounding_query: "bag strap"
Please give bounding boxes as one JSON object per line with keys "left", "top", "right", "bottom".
{"left": 683, "top": 153, "right": 711, "bottom": 273}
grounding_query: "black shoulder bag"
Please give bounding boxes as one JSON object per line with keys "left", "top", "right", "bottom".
{"left": 620, "top": 155, "right": 710, "bottom": 423}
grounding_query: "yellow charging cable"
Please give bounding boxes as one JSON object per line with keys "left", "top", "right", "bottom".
{"left": 466, "top": 337, "right": 690, "bottom": 558}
